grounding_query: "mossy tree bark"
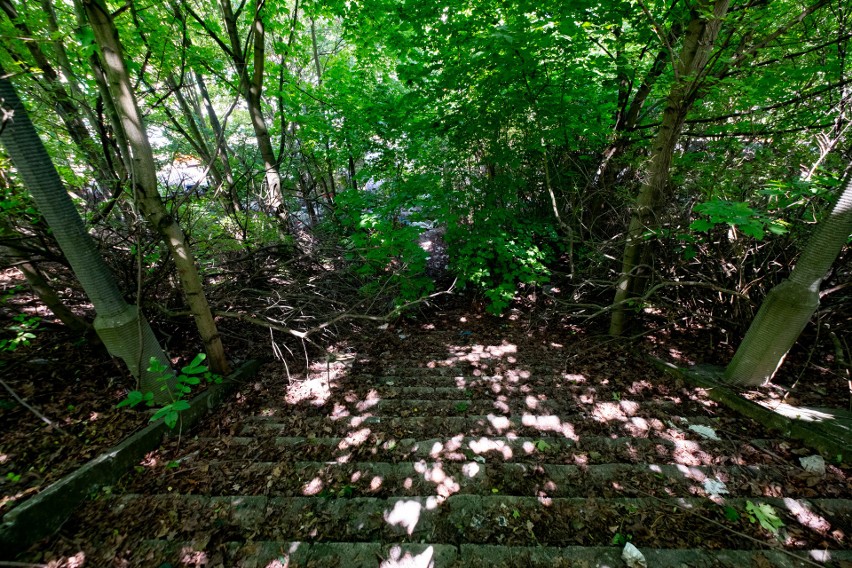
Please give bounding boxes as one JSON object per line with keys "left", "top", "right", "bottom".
{"left": 609, "top": 0, "right": 730, "bottom": 336}
{"left": 725, "top": 165, "right": 852, "bottom": 386}
{"left": 82, "top": 0, "right": 230, "bottom": 375}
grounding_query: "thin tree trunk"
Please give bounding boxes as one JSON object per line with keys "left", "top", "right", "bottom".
{"left": 72, "top": 0, "right": 131, "bottom": 181}
{"left": 82, "top": 0, "right": 229, "bottom": 375}
{"left": 609, "top": 0, "right": 730, "bottom": 336}
{"left": 194, "top": 70, "right": 241, "bottom": 212}
{"left": 217, "top": 0, "right": 288, "bottom": 227}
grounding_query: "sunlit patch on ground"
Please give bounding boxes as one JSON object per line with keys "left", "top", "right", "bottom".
{"left": 415, "top": 461, "right": 460, "bottom": 497}
{"left": 179, "top": 547, "right": 208, "bottom": 566}
{"left": 302, "top": 477, "right": 324, "bottom": 496}
{"left": 284, "top": 377, "right": 336, "bottom": 406}
{"left": 25, "top": 317, "right": 851, "bottom": 565}
{"left": 384, "top": 498, "right": 439, "bottom": 535}
{"left": 380, "top": 544, "right": 436, "bottom": 568}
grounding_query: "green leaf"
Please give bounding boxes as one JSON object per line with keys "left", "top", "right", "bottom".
{"left": 746, "top": 501, "right": 784, "bottom": 535}
{"left": 181, "top": 353, "right": 208, "bottom": 374}
{"left": 164, "top": 411, "right": 179, "bottom": 429}
{"left": 117, "top": 390, "right": 145, "bottom": 408}
{"left": 739, "top": 223, "right": 765, "bottom": 240}
{"left": 151, "top": 406, "right": 171, "bottom": 422}
{"left": 723, "top": 506, "right": 740, "bottom": 522}
{"left": 147, "top": 357, "right": 169, "bottom": 374}
{"left": 690, "top": 219, "right": 714, "bottom": 232}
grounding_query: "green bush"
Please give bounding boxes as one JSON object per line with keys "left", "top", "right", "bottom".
{"left": 334, "top": 188, "right": 434, "bottom": 307}
{"left": 446, "top": 215, "right": 555, "bottom": 314}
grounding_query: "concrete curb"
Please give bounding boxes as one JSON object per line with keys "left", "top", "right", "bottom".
{"left": 650, "top": 357, "right": 851, "bottom": 461}
{"left": 0, "top": 359, "right": 260, "bottom": 557}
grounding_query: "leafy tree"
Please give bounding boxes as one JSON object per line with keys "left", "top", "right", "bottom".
{"left": 82, "top": 0, "right": 229, "bottom": 374}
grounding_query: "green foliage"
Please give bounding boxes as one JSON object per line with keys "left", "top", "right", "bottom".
{"left": 745, "top": 501, "right": 785, "bottom": 537}
{"left": 447, "top": 214, "right": 555, "bottom": 314}
{"left": 335, "top": 188, "right": 434, "bottom": 306}
{"left": 690, "top": 199, "right": 787, "bottom": 240}
{"left": 723, "top": 505, "right": 740, "bottom": 522}
{"left": 760, "top": 174, "right": 839, "bottom": 216}
{"left": 0, "top": 314, "right": 40, "bottom": 352}
{"left": 117, "top": 354, "right": 222, "bottom": 429}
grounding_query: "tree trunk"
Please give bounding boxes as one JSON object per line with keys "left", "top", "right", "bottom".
{"left": 82, "top": 0, "right": 230, "bottom": 375}
{"left": 217, "top": 0, "right": 288, "bottom": 228}
{"left": 0, "top": 65, "right": 171, "bottom": 397}
{"left": 725, "top": 165, "right": 852, "bottom": 386}
{"left": 609, "top": 0, "right": 730, "bottom": 336}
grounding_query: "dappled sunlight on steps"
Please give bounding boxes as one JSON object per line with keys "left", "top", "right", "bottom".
{"left": 35, "top": 325, "right": 852, "bottom": 566}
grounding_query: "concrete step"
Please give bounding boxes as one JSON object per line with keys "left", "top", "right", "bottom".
{"left": 133, "top": 539, "right": 852, "bottom": 567}
{"left": 239, "top": 412, "right": 720, "bottom": 440}
{"left": 192, "top": 434, "right": 788, "bottom": 467}
{"left": 339, "top": 372, "right": 668, "bottom": 396}
{"left": 255, "top": 395, "right": 708, "bottom": 420}
{"left": 138, "top": 459, "right": 838, "bottom": 501}
{"left": 105, "top": 493, "right": 852, "bottom": 550}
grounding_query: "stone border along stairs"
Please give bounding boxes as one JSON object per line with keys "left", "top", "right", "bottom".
{"left": 651, "top": 357, "right": 852, "bottom": 460}
{"left": 21, "top": 334, "right": 852, "bottom": 567}
{"left": 0, "top": 359, "right": 261, "bottom": 556}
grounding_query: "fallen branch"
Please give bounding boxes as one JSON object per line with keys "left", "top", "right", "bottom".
{"left": 0, "top": 370, "right": 72, "bottom": 438}
{"left": 300, "top": 279, "right": 457, "bottom": 337}
{"left": 548, "top": 279, "right": 752, "bottom": 321}
{"left": 161, "top": 280, "right": 457, "bottom": 359}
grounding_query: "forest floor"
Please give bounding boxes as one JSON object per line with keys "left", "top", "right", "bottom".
{"left": 0, "top": 266, "right": 269, "bottom": 517}
{"left": 3, "top": 283, "right": 851, "bottom": 566}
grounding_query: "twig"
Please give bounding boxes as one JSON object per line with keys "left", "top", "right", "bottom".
{"left": 781, "top": 314, "right": 822, "bottom": 406}
{"left": 636, "top": 0, "right": 678, "bottom": 79}
{"left": 622, "top": 482, "right": 827, "bottom": 568}
{"left": 549, "top": 279, "right": 751, "bottom": 321}
{"left": 301, "top": 279, "right": 457, "bottom": 337}
{"left": 820, "top": 282, "right": 851, "bottom": 299}
{"left": 0, "top": 373, "right": 72, "bottom": 438}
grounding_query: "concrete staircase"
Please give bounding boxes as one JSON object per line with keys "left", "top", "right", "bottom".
{"left": 47, "top": 325, "right": 852, "bottom": 567}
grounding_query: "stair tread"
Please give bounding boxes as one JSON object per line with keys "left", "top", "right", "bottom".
{"left": 136, "top": 540, "right": 852, "bottom": 568}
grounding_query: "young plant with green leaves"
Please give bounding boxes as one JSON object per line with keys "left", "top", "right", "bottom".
{"left": 117, "top": 354, "right": 222, "bottom": 429}
{"left": 0, "top": 314, "right": 40, "bottom": 352}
